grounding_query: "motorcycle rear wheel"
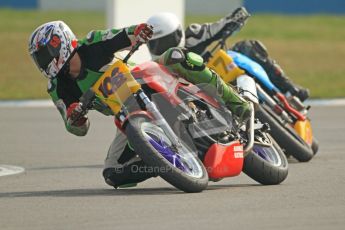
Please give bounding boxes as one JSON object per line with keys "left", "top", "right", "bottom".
{"left": 125, "top": 116, "right": 209, "bottom": 193}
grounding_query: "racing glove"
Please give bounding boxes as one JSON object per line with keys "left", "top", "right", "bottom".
{"left": 134, "top": 23, "right": 153, "bottom": 43}
{"left": 67, "top": 102, "right": 88, "bottom": 126}
{"left": 226, "top": 7, "right": 250, "bottom": 29}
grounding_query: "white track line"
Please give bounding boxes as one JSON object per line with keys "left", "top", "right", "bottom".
{"left": 0, "top": 165, "right": 25, "bottom": 177}
{"left": 0, "top": 98, "right": 344, "bottom": 108}
{"left": 0, "top": 100, "right": 54, "bottom": 108}
{"left": 305, "top": 98, "right": 345, "bottom": 106}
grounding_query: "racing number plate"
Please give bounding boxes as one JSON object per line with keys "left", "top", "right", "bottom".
{"left": 92, "top": 60, "right": 141, "bottom": 114}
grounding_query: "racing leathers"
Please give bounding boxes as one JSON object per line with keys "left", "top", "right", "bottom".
{"left": 48, "top": 25, "right": 157, "bottom": 187}
{"left": 183, "top": 8, "right": 309, "bottom": 101}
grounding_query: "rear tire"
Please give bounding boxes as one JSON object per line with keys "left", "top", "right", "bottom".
{"left": 125, "top": 116, "right": 209, "bottom": 193}
{"left": 243, "top": 134, "right": 288, "bottom": 185}
{"left": 256, "top": 104, "right": 314, "bottom": 162}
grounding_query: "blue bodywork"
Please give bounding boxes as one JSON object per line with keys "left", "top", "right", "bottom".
{"left": 227, "top": 50, "right": 280, "bottom": 92}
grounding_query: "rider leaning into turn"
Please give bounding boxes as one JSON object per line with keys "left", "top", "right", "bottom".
{"left": 28, "top": 20, "right": 250, "bottom": 188}
{"left": 147, "top": 7, "right": 310, "bottom": 102}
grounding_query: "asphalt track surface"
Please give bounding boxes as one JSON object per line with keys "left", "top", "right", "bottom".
{"left": 1, "top": 105, "right": 345, "bottom": 230}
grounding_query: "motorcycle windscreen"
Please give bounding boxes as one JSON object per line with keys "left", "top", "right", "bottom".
{"left": 151, "top": 82, "right": 233, "bottom": 148}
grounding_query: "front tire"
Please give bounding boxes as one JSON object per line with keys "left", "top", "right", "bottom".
{"left": 312, "top": 137, "right": 319, "bottom": 155}
{"left": 256, "top": 104, "right": 314, "bottom": 162}
{"left": 125, "top": 116, "right": 209, "bottom": 193}
{"left": 243, "top": 134, "right": 288, "bottom": 185}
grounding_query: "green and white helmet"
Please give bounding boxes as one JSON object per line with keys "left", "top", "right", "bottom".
{"left": 28, "top": 21, "right": 78, "bottom": 79}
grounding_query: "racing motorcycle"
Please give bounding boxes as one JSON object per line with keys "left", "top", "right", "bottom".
{"left": 203, "top": 7, "right": 318, "bottom": 162}
{"left": 133, "top": 61, "right": 288, "bottom": 185}
{"left": 75, "top": 42, "right": 288, "bottom": 193}
{"left": 75, "top": 43, "right": 209, "bottom": 193}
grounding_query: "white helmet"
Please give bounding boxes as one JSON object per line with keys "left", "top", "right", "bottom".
{"left": 147, "top": 12, "right": 185, "bottom": 58}
{"left": 28, "top": 21, "right": 78, "bottom": 79}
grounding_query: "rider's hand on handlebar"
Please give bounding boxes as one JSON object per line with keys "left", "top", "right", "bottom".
{"left": 227, "top": 7, "right": 250, "bottom": 24}
{"left": 224, "top": 7, "right": 250, "bottom": 33}
{"left": 134, "top": 23, "right": 153, "bottom": 43}
{"left": 67, "top": 102, "right": 88, "bottom": 126}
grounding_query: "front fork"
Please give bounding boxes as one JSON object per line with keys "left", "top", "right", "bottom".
{"left": 256, "top": 84, "right": 293, "bottom": 124}
{"left": 236, "top": 75, "right": 258, "bottom": 156}
{"left": 256, "top": 84, "right": 313, "bottom": 145}
{"left": 244, "top": 102, "right": 255, "bottom": 156}
{"left": 117, "top": 89, "right": 181, "bottom": 147}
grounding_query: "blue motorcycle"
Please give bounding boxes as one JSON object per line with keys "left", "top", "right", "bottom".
{"left": 203, "top": 10, "right": 317, "bottom": 162}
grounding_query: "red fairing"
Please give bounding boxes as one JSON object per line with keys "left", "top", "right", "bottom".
{"left": 133, "top": 62, "right": 220, "bottom": 108}
{"left": 203, "top": 141, "right": 244, "bottom": 179}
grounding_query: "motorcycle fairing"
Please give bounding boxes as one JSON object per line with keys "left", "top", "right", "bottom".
{"left": 294, "top": 119, "right": 313, "bottom": 145}
{"left": 203, "top": 141, "right": 244, "bottom": 179}
{"left": 92, "top": 60, "right": 141, "bottom": 114}
{"left": 227, "top": 50, "right": 280, "bottom": 93}
{"left": 133, "top": 62, "right": 221, "bottom": 108}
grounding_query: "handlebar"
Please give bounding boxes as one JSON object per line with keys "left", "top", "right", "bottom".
{"left": 69, "top": 89, "right": 96, "bottom": 125}
{"left": 71, "top": 32, "right": 150, "bottom": 125}
{"left": 79, "top": 89, "right": 96, "bottom": 111}
{"left": 123, "top": 41, "right": 143, "bottom": 64}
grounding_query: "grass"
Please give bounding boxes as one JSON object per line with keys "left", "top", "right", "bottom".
{"left": 0, "top": 9, "right": 104, "bottom": 100}
{"left": 187, "top": 14, "right": 345, "bottom": 99}
{"left": 1, "top": 9, "right": 345, "bottom": 99}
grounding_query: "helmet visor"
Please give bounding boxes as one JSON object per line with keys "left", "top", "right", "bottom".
{"left": 148, "top": 26, "right": 183, "bottom": 56}
{"left": 32, "top": 35, "right": 61, "bottom": 70}
{"left": 32, "top": 45, "right": 55, "bottom": 70}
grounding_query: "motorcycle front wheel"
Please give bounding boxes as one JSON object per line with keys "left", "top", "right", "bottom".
{"left": 243, "top": 134, "right": 288, "bottom": 185}
{"left": 256, "top": 103, "right": 314, "bottom": 162}
{"left": 125, "top": 116, "right": 209, "bottom": 193}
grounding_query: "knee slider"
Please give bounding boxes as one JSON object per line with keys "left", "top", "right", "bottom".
{"left": 164, "top": 47, "right": 186, "bottom": 65}
{"left": 180, "top": 52, "right": 205, "bottom": 71}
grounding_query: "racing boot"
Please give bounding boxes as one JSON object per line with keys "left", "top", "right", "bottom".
{"left": 266, "top": 60, "right": 310, "bottom": 101}
{"left": 158, "top": 47, "right": 252, "bottom": 123}
{"left": 103, "top": 160, "right": 156, "bottom": 189}
{"left": 103, "top": 144, "right": 156, "bottom": 189}
{"left": 232, "top": 40, "right": 310, "bottom": 101}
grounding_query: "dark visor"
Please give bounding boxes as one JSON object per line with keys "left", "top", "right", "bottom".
{"left": 148, "top": 27, "right": 183, "bottom": 56}
{"left": 32, "top": 38, "right": 61, "bottom": 70}
{"left": 32, "top": 46, "right": 55, "bottom": 70}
